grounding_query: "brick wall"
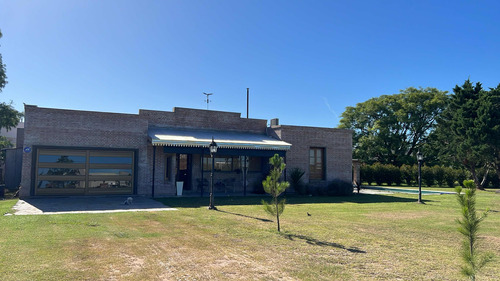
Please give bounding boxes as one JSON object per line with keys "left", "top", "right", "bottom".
{"left": 20, "top": 105, "right": 353, "bottom": 197}
{"left": 270, "top": 125, "right": 353, "bottom": 186}
{"left": 20, "top": 105, "right": 150, "bottom": 197}
{"left": 140, "top": 107, "right": 267, "bottom": 134}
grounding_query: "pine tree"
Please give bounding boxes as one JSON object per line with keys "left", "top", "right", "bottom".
{"left": 455, "top": 180, "right": 494, "bottom": 280}
{"left": 262, "top": 154, "right": 289, "bottom": 232}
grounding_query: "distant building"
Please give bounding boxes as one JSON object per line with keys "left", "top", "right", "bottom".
{"left": 0, "top": 122, "right": 24, "bottom": 147}
{"left": 19, "top": 105, "right": 352, "bottom": 197}
{"left": 1, "top": 122, "right": 24, "bottom": 188}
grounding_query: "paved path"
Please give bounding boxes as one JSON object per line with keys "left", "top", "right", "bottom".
{"left": 11, "top": 196, "right": 177, "bottom": 215}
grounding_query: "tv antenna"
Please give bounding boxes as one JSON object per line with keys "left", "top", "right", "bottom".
{"left": 203, "top": 92, "right": 213, "bottom": 109}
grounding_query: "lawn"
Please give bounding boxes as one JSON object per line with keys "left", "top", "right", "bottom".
{"left": 0, "top": 190, "right": 499, "bottom": 280}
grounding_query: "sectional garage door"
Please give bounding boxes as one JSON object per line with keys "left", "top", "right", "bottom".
{"left": 34, "top": 148, "right": 135, "bottom": 196}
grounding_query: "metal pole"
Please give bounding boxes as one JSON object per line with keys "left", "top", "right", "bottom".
{"left": 418, "top": 160, "right": 422, "bottom": 203}
{"left": 209, "top": 153, "right": 217, "bottom": 210}
{"left": 200, "top": 153, "right": 204, "bottom": 197}
{"left": 243, "top": 156, "right": 247, "bottom": 196}
{"left": 152, "top": 145, "right": 156, "bottom": 198}
{"left": 246, "top": 88, "right": 249, "bottom": 119}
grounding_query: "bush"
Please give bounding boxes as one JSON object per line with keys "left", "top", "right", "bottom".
{"left": 373, "top": 163, "right": 386, "bottom": 185}
{"left": 289, "top": 168, "right": 306, "bottom": 195}
{"left": 360, "top": 164, "right": 375, "bottom": 185}
{"left": 488, "top": 171, "right": 500, "bottom": 188}
{"left": 307, "top": 184, "right": 326, "bottom": 196}
{"left": 327, "top": 179, "right": 353, "bottom": 196}
{"left": 421, "top": 165, "right": 434, "bottom": 187}
{"left": 387, "top": 164, "right": 401, "bottom": 186}
{"left": 400, "top": 164, "right": 415, "bottom": 185}
{"left": 443, "top": 167, "right": 456, "bottom": 187}
{"left": 432, "top": 166, "right": 445, "bottom": 187}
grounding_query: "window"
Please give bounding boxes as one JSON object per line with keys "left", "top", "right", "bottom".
{"left": 203, "top": 156, "right": 234, "bottom": 171}
{"left": 309, "top": 148, "right": 325, "bottom": 180}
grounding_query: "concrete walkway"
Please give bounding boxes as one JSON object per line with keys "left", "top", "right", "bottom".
{"left": 11, "top": 196, "right": 177, "bottom": 215}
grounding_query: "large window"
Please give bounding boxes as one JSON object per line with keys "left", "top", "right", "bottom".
{"left": 203, "top": 156, "right": 235, "bottom": 172}
{"left": 309, "top": 148, "right": 325, "bottom": 180}
{"left": 202, "top": 156, "right": 262, "bottom": 172}
{"left": 35, "top": 149, "right": 134, "bottom": 195}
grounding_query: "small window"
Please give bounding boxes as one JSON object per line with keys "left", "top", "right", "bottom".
{"left": 309, "top": 147, "right": 325, "bottom": 180}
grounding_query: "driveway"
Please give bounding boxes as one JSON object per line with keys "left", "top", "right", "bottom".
{"left": 11, "top": 196, "right": 177, "bottom": 215}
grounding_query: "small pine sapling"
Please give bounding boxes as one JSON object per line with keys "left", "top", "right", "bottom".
{"left": 262, "top": 154, "right": 290, "bottom": 232}
{"left": 455, "top": 180, "right": 494, "bottom": 281}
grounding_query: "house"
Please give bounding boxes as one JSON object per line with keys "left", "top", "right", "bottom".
{"left": 19, "top": 105, "right": 352, "bottom": 197}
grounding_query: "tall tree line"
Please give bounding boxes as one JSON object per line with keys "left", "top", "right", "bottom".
{"left": 338, "top": 81, "right": 500, "bottom": 189}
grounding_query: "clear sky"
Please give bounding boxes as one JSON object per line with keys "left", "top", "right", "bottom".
{"left": 1, "top": 0, "right": 499, "bottom": 128}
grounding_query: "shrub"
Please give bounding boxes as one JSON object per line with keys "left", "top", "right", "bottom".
{"left": 360, "top": 164, "right": 375, "bottom": 185}
{"left": 307, "top": 184, "right": 327, "bottom": 196}
{"left": 443, "top": 167, "right": 456, "bottom": 187}
{"left": 421, "top": 165, "right": 434, "bottom": 187}
{"left": 387, "top": 164, "right": 401, "bottom": 186}
{"left": 433, "top": 166, "right": 446, "bottom": 187}
{"left": 400, "top": 164, "right": 415, "bottom": 185}
{"left": 373, "top": 163, "right": 386, "bottom": 185}
{"left": 488, "top": 171, "right": 500, "bottom": 188}
{"left": 327, "top": 179, "right": 353, "bottom": 196}
{"left": 289, "top": 168, "right": 306, "bottom": 195}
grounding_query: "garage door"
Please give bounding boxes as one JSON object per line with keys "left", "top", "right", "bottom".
{"left": 35, "top": 148, "right": 135, "bottom": 196}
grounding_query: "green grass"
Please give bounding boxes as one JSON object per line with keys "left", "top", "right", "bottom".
{"left": 0, "top": 191, "right": 499, "bottom": 280}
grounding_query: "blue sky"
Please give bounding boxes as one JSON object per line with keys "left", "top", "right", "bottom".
{"left": 1, "top": 0, "right": 499, "bottom": 128}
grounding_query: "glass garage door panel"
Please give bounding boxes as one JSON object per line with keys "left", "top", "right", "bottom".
{"left": 35, "top": 149, "right": 134, "bottom": 196}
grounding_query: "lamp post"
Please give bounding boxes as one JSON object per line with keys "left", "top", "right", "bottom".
{"left": 417, "top": 150, "right": 423, "bottom": 204}
{"left": 208, "top": 137, "right": 218, "bottom": 210}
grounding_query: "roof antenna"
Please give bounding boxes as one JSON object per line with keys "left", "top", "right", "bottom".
{"left": 203, "top": 92, "right": 213, "bottom": 110}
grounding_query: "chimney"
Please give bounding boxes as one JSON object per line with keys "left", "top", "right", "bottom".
{"left": 270, "top": 118, "right": 279, "bottom": 126}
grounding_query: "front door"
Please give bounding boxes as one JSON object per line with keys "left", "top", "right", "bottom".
{"left": 176, "top": 154, "right": 192, "bottom": 190}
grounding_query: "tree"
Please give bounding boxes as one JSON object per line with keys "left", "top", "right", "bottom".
{"left": 0, "top": 29, "right": 23, "bottom": 163}
{"left": 455, "top": 180, "right": 493, "bottom": 280}
{"left": 434, "top": 80, "right": 500, "bottom": 189}
{"left": 338, "top": 87, "right": 448, "bottom": 166}
{"left": 0, "top": 30, "right": 23, "bottom": 137}
{"left": 481, "top": 84, "right": 500, "bottom": 185}
{"left": 262, "top": 154, "right": 289, "bottom": 232}
{"left": 0, "top": 29, "right": 7, "bottom": 91}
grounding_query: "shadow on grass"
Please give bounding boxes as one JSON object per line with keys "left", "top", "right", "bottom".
{"left": 216, "top": 209, "right": 273, "bottom": 222}
{"left": 156, "top": 193, "right": 418, "bottom": 208}
{"left": 280, "top": 232, "right": 366, "bottom": 253}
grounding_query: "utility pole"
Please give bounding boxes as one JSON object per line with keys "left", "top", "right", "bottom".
{"left": 203, "top": 93, "right": 213, "bottom": 110}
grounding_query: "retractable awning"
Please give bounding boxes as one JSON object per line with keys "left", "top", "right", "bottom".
{"left": 148, "top": 127, "right": 291, "bottom": 151}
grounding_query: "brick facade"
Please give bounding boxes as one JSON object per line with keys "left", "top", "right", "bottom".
{"left": 269, "top": 125, "right": 353, "bottom": 184}
{"left": 20, "top": 105, "right": 352, "bottom": 197}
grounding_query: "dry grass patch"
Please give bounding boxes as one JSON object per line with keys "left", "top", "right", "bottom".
{"left": 0, "top": 191, "right": 499, "bottom": 280}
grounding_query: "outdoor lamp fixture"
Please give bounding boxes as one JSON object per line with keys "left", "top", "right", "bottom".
{"left": 208, "top": 137, "right": 218, "bottom": 210}
{"left": 417, "top": 150, "right": 424, "bottom": 204}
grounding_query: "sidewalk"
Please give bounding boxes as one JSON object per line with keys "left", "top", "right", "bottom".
{"left": 10, "top": 196, "right": 177, "bottom": 215}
